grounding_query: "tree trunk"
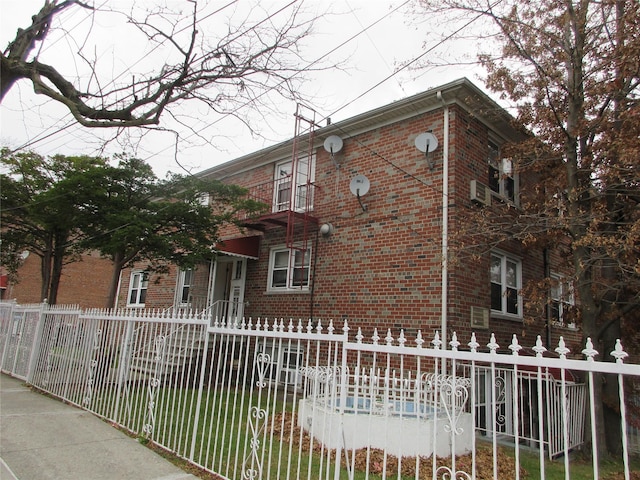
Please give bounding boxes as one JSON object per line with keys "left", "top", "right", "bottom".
{"left": 47, "top": 243, "right": 65, "bottom": 305}
{"left": 40, "top": 247, "right": 52, "bottom": 302}
{"left": 105, "top": 251, "right": 125, "bottom": 309}
{"left": 601, "top": 320, "right": 623, "bottom": 456}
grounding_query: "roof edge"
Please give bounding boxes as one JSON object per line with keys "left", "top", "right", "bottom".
{"left": 199, "top": 78, "right": 523, "bottom": 179}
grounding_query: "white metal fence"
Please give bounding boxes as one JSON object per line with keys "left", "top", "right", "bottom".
{"left": 1, "top": 301, "right": 639, "bottom": 480}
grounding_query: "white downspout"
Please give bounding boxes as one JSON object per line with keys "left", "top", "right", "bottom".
{"left": 437, "top": 91, "right": 449, "bottom": 362}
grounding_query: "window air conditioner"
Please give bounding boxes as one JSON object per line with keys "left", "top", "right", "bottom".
{"left": 470, "top": 180, "right": 492, "bottom": 206}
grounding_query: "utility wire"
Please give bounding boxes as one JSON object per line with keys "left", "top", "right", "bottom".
{"left": 9, "top": 0, "right": 240, "bottom": 153}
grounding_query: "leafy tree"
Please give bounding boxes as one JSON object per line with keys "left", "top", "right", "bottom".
{"left": 1, "top": 150, "right": 264, "bottom": 307}
{"left": 75, "top": 155, "right": 265, "bottom": 308}
{"left": 1, "top": 1, "right": 317, "bottom": 130}
{"left": 417, "top": 0, "right": 639, "bottom": 456}
{"left": 0, "top": 149, "right": 108, "bottom": 303}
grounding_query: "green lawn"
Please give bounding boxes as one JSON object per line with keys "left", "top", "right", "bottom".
{"left": 86, "top": 381, "right": 638, "bottom": 479}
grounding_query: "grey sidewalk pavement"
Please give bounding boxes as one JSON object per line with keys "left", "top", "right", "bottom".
{"left": 0, "top": 374, "right": 201, "bottom": 480}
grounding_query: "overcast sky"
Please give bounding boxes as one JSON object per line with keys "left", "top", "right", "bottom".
{"left": 0, "top": 0, "right": 492, "bottom": 177}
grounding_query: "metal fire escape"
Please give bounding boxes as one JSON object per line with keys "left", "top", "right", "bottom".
{"left": 241, "top": 104, "right": 320, "bottom": 288}
{"left": 286, "top": 103, "right": 319, "bottom": 253}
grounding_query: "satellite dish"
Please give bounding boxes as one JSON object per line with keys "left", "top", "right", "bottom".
{"left": 415, "top": 132, "right": 438, "bottom": 153}
{"left": 350, "top": 174, "right": 370, "bottom": 196}
{"left": 323, "top": 135, "right": 344, "bottom": 154}
{"left": 20, "top": 251, "right": 30, "bottom": 260}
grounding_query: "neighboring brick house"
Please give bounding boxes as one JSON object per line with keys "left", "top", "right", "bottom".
{"left": 2, "top": 250, "right": 112, "bottom": 308}
{"left": 116, "top": 77, "right": 579, "bottom": 350}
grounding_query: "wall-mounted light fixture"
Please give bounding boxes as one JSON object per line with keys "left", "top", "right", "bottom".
{"left": 319, "top": 223, "right": 334, "bottom": 236}
{"left": 415, "top": 132, "right": 439, "bottom": 170}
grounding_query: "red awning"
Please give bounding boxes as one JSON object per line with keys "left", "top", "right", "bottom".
{"left": 215, "top": 236, "right": 260, "bottom": 260}
{"left": 0, "top": 275, "right": 7, "bottom": 289}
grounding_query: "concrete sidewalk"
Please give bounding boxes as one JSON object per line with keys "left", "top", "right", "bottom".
{"left": 0, "top": 374, "right": 201, "bottom": 480}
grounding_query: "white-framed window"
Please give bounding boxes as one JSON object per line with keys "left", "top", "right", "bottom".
{"left": 177, "top": 268, "right": 194, "bottom": 305}
{"left": 198, "top": 193, "right": 210, "bottom": 206}
{"left": 272, "top": 155, "right": 315, "bottom": 213}
{"left": 257, "top": 341, "right": 305, "bottom": 388}
{"left": 128, "top": 271, "right": 149, "bottom": 306}
{"left": 268, "top": 246, "right": 311, "bottom": 291}
{"left": 490, "top": 251, "right": 522, "bottom": 318}
{"left": 273, "top": 160, "right": 293, "bottom": 212}
{"left": 488, "top": 141, "right": 518, "bottom": 204}
{"left": 550, "top": 273, "right": 575, "bottom": 327}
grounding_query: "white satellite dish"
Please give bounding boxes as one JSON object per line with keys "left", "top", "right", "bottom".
{"left": 323, "top": 135, "right": 343, "bottom": 154}
{"left": 415, "top": 132, "right": 438, "bottom": 153}
{"left": 349, "top": 174, "right": 370, "bottom": 197}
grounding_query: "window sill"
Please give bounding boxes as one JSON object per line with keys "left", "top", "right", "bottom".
{"left": 551, "top": 321, "right": 578, "bottom": 330}
{"left": 264, "top": 289, "right": 310, "bottom": 295}
{"left": 126, "top": 304, "right": 145, "bottom": 308}
{"left": 490, "top": 192, "right": 520, "bottom": 209}
{"left": 490, "top": 311, "right": 523, "bottom": 322}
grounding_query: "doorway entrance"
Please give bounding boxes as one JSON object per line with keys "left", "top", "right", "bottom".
{"left": 208, "top": 256, "right": 247, "bottom": 322}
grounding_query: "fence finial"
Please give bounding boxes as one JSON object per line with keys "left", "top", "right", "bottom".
{"left": 342, "top": 320, "right": 350, "bottom": 337}
{"left": 533, "top": 335, "right": 547, "bottom": 357}
{"left": 385, "top": 328, "right": 394, "bottom": 345}
{"left": 581, "top": 337, "right": 598, "bottom": 361}
{"left": 509, "top": 334, "right": 522, "bottom": 355}
{"left": 449, "top": 332, "right": 460, "bottom": 351}
{"left": 468, "top": 333, "right": 479, "bottom": 352}
{"left": 398, "top": 329, "right": 406, "bottom": 347}
{"left": 611, "top": 339, "right": 628, "bottom": 363}
{"left": 487, "top": 333, "right": 499, "bottom": 353}
{"left": 555, "top": 336, "right": 570, "bottom": 359}
{"left": 432, "top": 330, "right": 442, "bottom": 350}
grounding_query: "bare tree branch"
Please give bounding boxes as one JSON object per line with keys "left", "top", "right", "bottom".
{"left": 1, "top": 1, "right": 320, "bottom": 128}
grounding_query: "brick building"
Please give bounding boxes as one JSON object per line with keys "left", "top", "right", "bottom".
{"left": 4, "top": 78, "right": 578, "bottom": 348}
{"left": 115, "top": 78, "right": 578, "bottom": 349}
{"left": 2, "top": 250, "right": 112, "bottom": 308}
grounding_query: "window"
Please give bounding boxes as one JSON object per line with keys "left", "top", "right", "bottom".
{"left": 198, "top": 193, "right": 210, "bottom": 206}
{"left": 128, "top": 271, "right": 148, "bottom": 306}
{"left": 550, "top": 273, "right": 575, "bottom": 327}
{"left": 257, "top": 341, "right": 305, "bottom": 387}
{"left": 177, "top": 269, "right": 194, "bottom": 305}
{"left": 490, "top": 252, "right": 522, "bottom": 318}
{"left": 268, "top": 246, "right": 311, "bottom": 291}
{"left": 272, "top": 156, "right": 315, "bottom": 213}
{"left": 488, "top": 141, "right": 517, "bottom": 203}
{"left": 273, "top": 161, "right": 292, "bottom": 212}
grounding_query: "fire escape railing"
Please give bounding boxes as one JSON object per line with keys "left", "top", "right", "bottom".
{"left": 239, "top": 176, "right": 317, "bottom": 220}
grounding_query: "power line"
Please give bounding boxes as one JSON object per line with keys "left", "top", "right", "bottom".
{"left": 8, "top": 0, "right": 240, "bottom": 154}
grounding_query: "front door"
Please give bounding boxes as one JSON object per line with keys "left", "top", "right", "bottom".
{"left": 208, "top": 257, "right": 247, "bottom": 322}
{"left": 227, "top": 258, "right": 246, "bottom": 321}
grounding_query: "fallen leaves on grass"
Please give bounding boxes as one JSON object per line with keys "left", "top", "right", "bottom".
{"left": 272, "top": 412, "right": 525, "bottom": 479}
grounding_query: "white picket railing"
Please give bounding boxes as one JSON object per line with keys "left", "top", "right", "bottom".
{"left": 1, "top": 301, "right": 639, "bottom": 480}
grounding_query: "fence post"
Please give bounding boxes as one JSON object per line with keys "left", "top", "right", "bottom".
{"left": 189, "top": 320, "right": 210, "bottom": 462}
{"left": 25, "top": 301, "right": 49, "bottom": 384}
{"left": 112, "top": 315, "right": 134, "bottom": 422}
{"left": 0, "top": 301, "right": 17, "bottom": 372}
{"left": 333, "top": 321, "right": 351, "bottom": 480}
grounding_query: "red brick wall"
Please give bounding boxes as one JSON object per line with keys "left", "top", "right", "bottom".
{"left": 113, "top": 103, "right": 579, "bottom": 352}
{"left": 5, "top": 251, "right": 112, "bottom": 308}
